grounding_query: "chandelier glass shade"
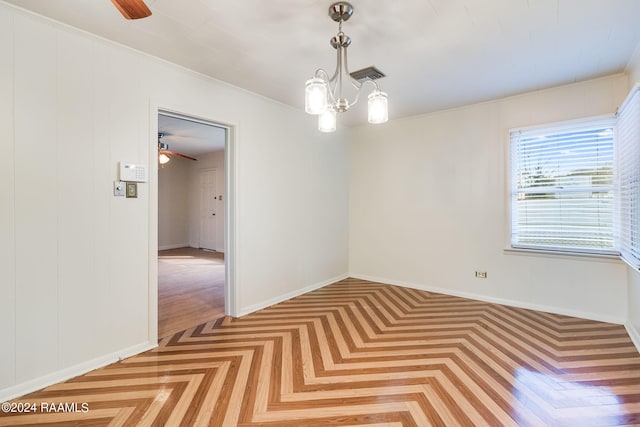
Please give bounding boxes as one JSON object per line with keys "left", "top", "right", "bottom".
{"left": 305, "top": 77, "right": 328, "bottom": 115}
{"left": 318, "top": 109, "right": 337, "bottom": 133}
{"left": 368, "top": 90, "right": 388, "bottom": 124}
{"left": 305, "top": 2, "right": 388, "bottom": 132}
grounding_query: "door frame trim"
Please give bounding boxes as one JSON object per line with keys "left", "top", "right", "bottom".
{"left": 149, "top": 104, "right": 238, "bottom": 344}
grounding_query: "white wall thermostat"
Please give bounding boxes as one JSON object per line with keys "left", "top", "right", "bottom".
{"left": 119, "top": 162, "right": 148, "bottom": 182}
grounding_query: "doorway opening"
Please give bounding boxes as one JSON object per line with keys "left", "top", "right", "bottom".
{"left": 156, "top": 111, "right": 231, "bottom": 338}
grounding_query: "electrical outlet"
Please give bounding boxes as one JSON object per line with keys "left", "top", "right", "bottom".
{"left": 475, "top": 271, "right": 488, "bottom": 279}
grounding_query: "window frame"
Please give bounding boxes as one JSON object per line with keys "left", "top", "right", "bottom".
{"left": 617, "top": 83, "right": 640, "bottom": 270}
{"left": 507, "top": 114, "right": 619, "bottom": 257}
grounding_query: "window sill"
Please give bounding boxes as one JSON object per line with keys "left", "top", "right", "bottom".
{"left": 504, "top": 247, "right": 623, "bottom": 263}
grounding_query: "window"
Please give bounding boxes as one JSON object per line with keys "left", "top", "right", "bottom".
{"left": 510, "top": 117, "right": 617, "bottom": 255}
{"left": 617, "top": 85, "right": 640, "bottom": 269}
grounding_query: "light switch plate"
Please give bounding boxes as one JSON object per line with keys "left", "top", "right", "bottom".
{"left": 114, "top": 181, "right": 125, "bottom": 196}
{"left": 126, "top": 182, "right": 138, "bottom": 198}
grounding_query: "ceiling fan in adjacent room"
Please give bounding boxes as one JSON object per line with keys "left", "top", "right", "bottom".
{"left": 111, "top": 0, "right": 151, "bottom": 20}
{"left": 158, "top": 133, "right": 198, "bottom": 164}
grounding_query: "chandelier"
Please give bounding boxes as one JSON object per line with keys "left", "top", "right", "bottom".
{"left": 305, "top": 2, "right": 389, "bottom": 132}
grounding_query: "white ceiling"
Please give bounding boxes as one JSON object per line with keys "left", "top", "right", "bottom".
{"left": 158, "top": 114, "right": 226, "bottom": 157}
{"left": 5, "top": 0, "right": 640, "bottom": 127}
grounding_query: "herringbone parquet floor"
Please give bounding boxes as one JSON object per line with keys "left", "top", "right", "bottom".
{"left": 2, "top": 278, "right": 640, "bottom": 426}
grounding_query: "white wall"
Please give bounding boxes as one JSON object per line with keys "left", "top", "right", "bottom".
{"left": 629, "top": 270, "right": 640, "bottom": 348}
{"left": 188, "top": 151, "right": 225, "bottom": 251}
{"left": 0, "top": 3, "right": 15, "bottom": 391}
{"left": 158, "top": 158, "right": 191, "bottom": 249}
{"left": 628, "top": 41, "right": 640, "bottom": 86}
{"left": 349, "top": 74, "right": 629, "bottom": 323}
{"left": 0, "top": 3, "right": 349, "bottom": 400}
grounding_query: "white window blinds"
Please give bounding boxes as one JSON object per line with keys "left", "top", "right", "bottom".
{"left": 510, "top": 117, "right": 616, "bottom": 254}
{"left": 617, "top": 84, "right": 640, "bottom": 269}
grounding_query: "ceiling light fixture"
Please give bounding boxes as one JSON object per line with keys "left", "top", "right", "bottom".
{"left": 159, "top": 153, "right": 171, "bottom": 165}
{"left": 157, "top": 133, "right": 198, "bottom": 164}
{"left": 158, "top": 141, "right": 171, "bottom": 164}
{"left": 305, "top": 2, "right": 388, "bottom": 132}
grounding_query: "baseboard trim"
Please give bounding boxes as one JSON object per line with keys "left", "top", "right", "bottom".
{"left": 0, "top": 341, "right": 157, "bottom": 402}
{"left": 158, "top": 243, "right": 189, "bottom": 251}
{"left": 349, "top": 273, "right": 626, "bottom": 325}
{"left": 626, "top": 322, "right": 640, "bottom": 354}
{"left": 237, "top": 273, "right": 349, "bottom": 317}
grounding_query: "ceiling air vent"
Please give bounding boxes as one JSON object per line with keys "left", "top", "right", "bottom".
{"left": 349, "top": 66, "right": 386, "bottom": 82}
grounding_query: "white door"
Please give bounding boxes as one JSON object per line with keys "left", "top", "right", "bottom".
{"left": 199, "top": 169, "right": 217, "bottom": 250}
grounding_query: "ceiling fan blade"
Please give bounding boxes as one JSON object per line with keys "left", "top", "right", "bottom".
{"left": 167, "top": 150, "right": 198, "bottom": 161}
{"left": 111, "top": 0, "right": 151, "bottom": 20}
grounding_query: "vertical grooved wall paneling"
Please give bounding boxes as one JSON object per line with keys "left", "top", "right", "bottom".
{"left": 0, "top": 6, "right": 16, "bottom": 390}
{"left": 14, "top": 15, "right": 59, "bottom": 383}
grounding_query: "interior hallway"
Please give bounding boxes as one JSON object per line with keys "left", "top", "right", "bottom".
{"left": 158, "top": 247, "right": 225, "bottom": 338}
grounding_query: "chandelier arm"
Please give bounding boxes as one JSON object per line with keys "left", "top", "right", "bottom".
{"left": 314, "top": 68, "right": 330, "bottom": 82}
{"left": 337, "top": 45, "right": 345, "bottom": 102}
{"left": 346, "top": 45, "right": 362, "bottom": 103}
{"left": 349, "top": 79, "right": 381, "bottom": 108}
{"left": 342, "top": 39, "right": 352, "bottom": 80}
{"left": 313, "top": 68, "right": 338, "bottom": 105}
{"left": 359, "top": 78, "right": 381, "bottom": 92}
{"left": 350, "top": 87, "right": 362, "bottom": 107}
{"left": 328, "top": 47, "right": 341, "bottom": 85}
{"left": 326, "top": 50, "right": 341, "bottom": 105}
{"left": 321, "top": 48, "right": 340, "bottom": 107}
{"left": 341, "top": 41, "right": 367, "bottom": 108}
{"left": 349, "top": 79, "right": 362, "bottom": 106}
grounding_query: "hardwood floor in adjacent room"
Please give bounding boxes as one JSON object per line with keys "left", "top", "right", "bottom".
{"left": 158, "top": 247, "right": 225, "bottom": 338}
{"left": 2, "top": 278, "right": 640, "bottom": 426}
